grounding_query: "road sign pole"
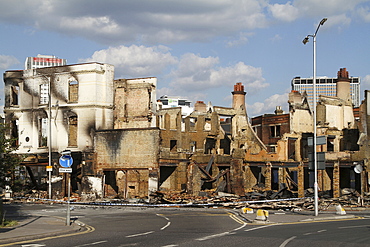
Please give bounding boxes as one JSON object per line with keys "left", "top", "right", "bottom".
{"left": 59, "top": 150, "right": 73, "bottom": 226}
{"left": 66, "top": 173, "right": 71, "bottom": 226}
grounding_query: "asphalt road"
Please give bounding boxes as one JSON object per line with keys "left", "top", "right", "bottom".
{"left": 7, "top": 204, "right": 370, "bottom": 247}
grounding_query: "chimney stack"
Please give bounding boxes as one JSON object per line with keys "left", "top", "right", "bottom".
{"left": 194, "top": 101, "right": 207, "bottom": 113}
{"left": 232, "top": 82, "right": 246, "bottom": 110}
{"left": 336, "top": 68, "right": 351, "bottom": 104}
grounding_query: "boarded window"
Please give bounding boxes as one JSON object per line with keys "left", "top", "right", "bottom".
{"left": 68, "top": 81, "right": 78, "bottom": 103}
{"left": 68, "top": 116, "right": 78, "bottom": 147}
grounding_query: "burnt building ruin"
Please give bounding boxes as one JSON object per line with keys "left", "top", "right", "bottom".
{"left": 3, "top": 64, "right": 370, "bottom": 201}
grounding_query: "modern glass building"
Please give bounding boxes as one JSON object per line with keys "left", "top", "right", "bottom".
{"left": 291, "top": 76, "right": 360, "bottom": 108}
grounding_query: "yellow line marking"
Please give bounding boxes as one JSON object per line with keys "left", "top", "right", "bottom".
{"left": 0, "top": 224, "right": 95, "bottom": 246}
{"left": 228, "top": 213, "right": 246, "bottom": 225}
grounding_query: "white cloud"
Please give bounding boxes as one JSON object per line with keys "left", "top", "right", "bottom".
{"left": 322, "top": 14, "right": 351, "bottom": 29}
{"left": 293, "top": 0, "right": 367, "bottom": 17}
{"left": 271, "top": 34, "right": 282, "bottom": 42}
{"left": 357, "top": 6, "right": 370, "bottom": 22}
{"left": 226, "top": 32, "right": 254, "bottom": 47}
{"left": 0, "top": 0, "right": 269, "bottom": 45}
{"left": 247, "top": 93, "right": 289, "bottom": 116}
{"left": 0, "top": 0, "right": 368, "bottom": 45}
{"left": 169, "top": 54, "right": 268, "bottom": 96}
{"left": 362, "top": 75, "right": 370, "bottom": 88}
{"left": 269, "top": 2, "right": 299, "bottom": 22}
{"left": 60, "top": 16, "right": 121, "bottom": 35}
{"left": 80, "top": 45, "right": 178, "bottom": 77}
{"left": 0, "top": 55, "right": 19, "bottom": 70}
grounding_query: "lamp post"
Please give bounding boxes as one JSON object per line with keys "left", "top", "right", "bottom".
{"left": 302, "top": 18, "right": 327, "bottom": 216}
{"left": 48, "top": 76, "right": 52, "bottom": 200}
{"left": 39, "top": 74, "right": 52, "bottom": 200}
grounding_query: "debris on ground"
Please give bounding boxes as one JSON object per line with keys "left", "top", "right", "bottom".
{"left": 9, "top": 187, "right": 370, "bottom": 211}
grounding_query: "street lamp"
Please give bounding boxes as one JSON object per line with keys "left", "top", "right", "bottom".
{"left": 302, "top": 18, "right": 327, "bottom": 217}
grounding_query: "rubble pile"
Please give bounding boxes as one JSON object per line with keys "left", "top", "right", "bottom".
{"left": 8, "top": 187, "right": 370, "bottom": 211}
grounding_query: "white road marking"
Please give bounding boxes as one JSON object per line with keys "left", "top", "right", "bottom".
{"left": 74, "top": 240, "right": 108, "bottom": 246}
{"left": 196, "top": 231, "right": 231, "bottom": 241}
{"left": 279, "top": 236, "right": 297, "bottom": 247}
{"left": 161, "top": 245, "right": 178, "bottom": 247}
{"left": 125, "top": 231, "right": 155, "bottom": 238}
{"left": 195, "top": 217, "right": 247, "bottom": 241}
{"left": 21, "top": 245, "right": 46, "bottom": 247}
{"left": 339, "top": 225, "right": 370, "bottom": 229}
{"left": 233, "top": 223, "right": 247, "bottom": 231}
{"left": 157, "top": 214, "right": 170, "bottom": 221}
{"left": 303, "top": 229, "right": 327, "bottom": 236}
{"left": 161, "top": 222, "right": 171, "bottom": 230}
{"left": 244, "top": 224, "right": 275, "bottom": 232}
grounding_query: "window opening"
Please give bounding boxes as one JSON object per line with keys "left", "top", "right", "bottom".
{"left": 68, "top": 116, "right": 78, "bottom": 147}
{"left": 39, "top": 117, "right": 48, "bottom": 147}
{"left": 68, "top": 81, "right": 78, "bottom": 103}
{"left": 11, "top": 86, "right": 19, "bottom": 105}
{"left": 270, "top": 125, "right": 281, "bottom": 138}
{"left": 40, "top": 84, "right": 49, "bottom": 104}
{"left": 170, "top": 140, "right": 177, "bottom": 152}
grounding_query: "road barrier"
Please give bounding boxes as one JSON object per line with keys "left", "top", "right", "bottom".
{"left": 256, "top": 209, "right": 269, "bottom": 221}
{"left": 335, "top": 204, "right": 346, "bottom": 215}
{"left": 241, "top": 207, "right": 253, "bottom": 214}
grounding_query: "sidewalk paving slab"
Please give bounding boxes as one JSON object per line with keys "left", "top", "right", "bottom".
{"left": 0, "top": 215, "right": 83, "bottom": 245}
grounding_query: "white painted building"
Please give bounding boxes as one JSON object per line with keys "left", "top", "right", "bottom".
{"left": 3, "top": 62, "right": 114, "bottom": 156}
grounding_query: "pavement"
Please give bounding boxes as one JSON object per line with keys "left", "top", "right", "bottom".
{"left": 0, "top": 213, "right": 85, "bottom": 245}
{"left": 0, "top": 204, "right": 366, "bottom": 246}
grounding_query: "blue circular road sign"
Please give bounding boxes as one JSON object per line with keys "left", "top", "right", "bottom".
{"left": 59, "top": 155, "right": 73, "bottom": 168}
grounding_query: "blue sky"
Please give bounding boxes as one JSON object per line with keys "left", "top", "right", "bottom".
{"left": 1, "top": 0, "right": 370, "bottom": 117}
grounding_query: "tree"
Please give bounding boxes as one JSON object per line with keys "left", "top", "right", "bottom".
{"left": 0, "top": 121, "right": 23, "bottom": 190}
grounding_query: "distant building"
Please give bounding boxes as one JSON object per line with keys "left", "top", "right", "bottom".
{"left": 25, "top": 54, "right": 66, "bottom": 70}
{"left": 291, "top": 68, "right": 360, "bottom": 108}
{"left": 157, "top": 95, "right": 193, "bottom": 116}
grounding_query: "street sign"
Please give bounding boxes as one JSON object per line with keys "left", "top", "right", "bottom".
{"left": 59, "top": 168, "right": 72, "bottom": 173}
{"left": 59, "top": 154, "right": 73, "bottom": 168}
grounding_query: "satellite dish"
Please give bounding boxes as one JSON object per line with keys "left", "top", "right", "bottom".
{"left": 354, "top": 164, "right": 363, "bottom": 174}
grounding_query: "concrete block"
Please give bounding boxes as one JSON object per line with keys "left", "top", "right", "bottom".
{"left": 336, "top": 204, "right": 346, "bottom": 215}
{"left": 241, "top": 207, "right": 254, "bottom": 214}
{"left": 256, "top": 209, "right": 269, "bottom": 220}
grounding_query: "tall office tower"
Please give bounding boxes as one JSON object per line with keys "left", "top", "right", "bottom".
{"left": 291, "top": 68, "right": 360, "bottom": 108}
{"left": 25, "top": 54, "right": 66, "bottom": 69}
